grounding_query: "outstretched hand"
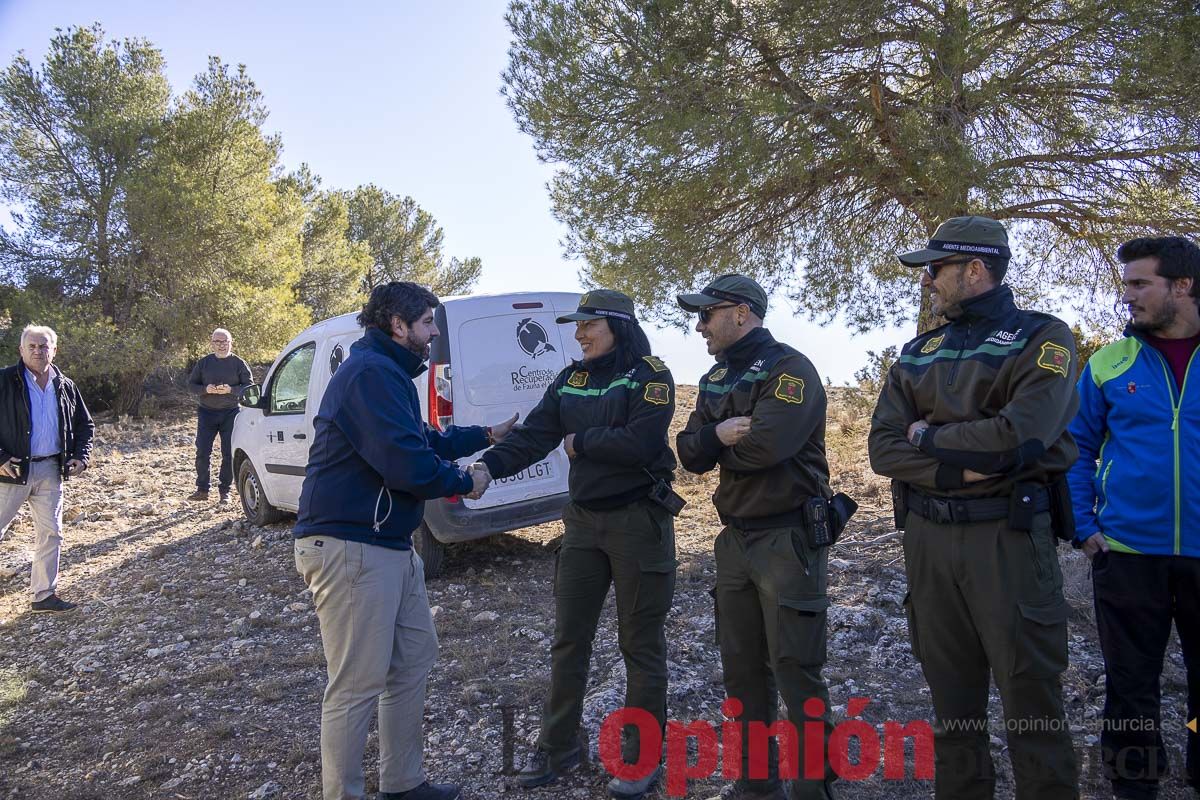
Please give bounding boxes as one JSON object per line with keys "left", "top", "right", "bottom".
{"left": 490, "top": 413, "right": 519, "bottom": 443}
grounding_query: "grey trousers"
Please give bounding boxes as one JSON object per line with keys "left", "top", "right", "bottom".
{"left": 295, "top": 537, "right": 439, "bottom": 800}
{"left": 0, "top": 459, "right": 64, "bottom": 602}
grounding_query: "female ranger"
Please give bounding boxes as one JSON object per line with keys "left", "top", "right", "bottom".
{"left": 476, "top": 290, "right": 679, "bottom": 800}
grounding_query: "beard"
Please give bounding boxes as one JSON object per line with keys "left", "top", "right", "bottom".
{"left": 1129, "top": 298, "right": 1178, "bottom": 335}
{"left": 399, "top": 331, "right": 432, "bottom": 359}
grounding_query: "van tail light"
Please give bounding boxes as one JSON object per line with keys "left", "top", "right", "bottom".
{"left": 428, "top": 362, "right": 453, "bottom": 431}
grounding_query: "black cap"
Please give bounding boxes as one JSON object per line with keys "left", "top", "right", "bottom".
{"left": 555, "top": 289, "right": 637, "bottom": 323}
{"left": 677, "top": 274, "right": 768, "bottom": 319}
{"left": 898, "top": 215, "right": 1011, "bottom": 266}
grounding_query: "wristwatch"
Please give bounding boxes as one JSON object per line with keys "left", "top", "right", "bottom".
{"left": 910, "top": 426, "right": 928, "bottom": 449}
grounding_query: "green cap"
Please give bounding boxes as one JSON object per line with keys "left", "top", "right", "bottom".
{"left": 677, "top": 274, "right": 768, "bottom": 319}
{"left": 897, "top": 215, "right": 1011, "bottom": 266}
{"left": 556, "top": 288, "right": 637, "bottom": 323}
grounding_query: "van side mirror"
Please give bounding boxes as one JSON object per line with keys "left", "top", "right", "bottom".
{"left": 239, "top": 384, "right": 263, "bottom": 409}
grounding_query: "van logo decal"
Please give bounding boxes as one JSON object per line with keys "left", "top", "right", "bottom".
{"left": 516, "top": 318, "right": 557, "bottom": 359}
{"left": 329, "top": 344, "right": 345, "bottom": 375}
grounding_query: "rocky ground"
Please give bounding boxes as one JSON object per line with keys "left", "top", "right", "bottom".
{"left": 0, "top": 388, "right": 1193, "bottom": 799}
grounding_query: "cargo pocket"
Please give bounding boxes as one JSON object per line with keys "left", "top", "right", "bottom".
{"left": 902, "top": 591, "right": 922, "bottom": 663}
{"left": 634, "top": 558, "right": 677, "bottom": 616}
{"left": 1011, "top": 597, "right": 1069, "bottom": 677}
{"left": 777, "top": 595, "right": 830, "bottom": 666}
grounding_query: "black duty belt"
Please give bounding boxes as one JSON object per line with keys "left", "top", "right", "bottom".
{"left": 906, "top": 486, "right": 1050, "bottom": 525}
{"left": 29, "top": 455, "right": 57, "bottom": 462}
{"left": 719, "top": 508, "right": 806, "bottom": 531}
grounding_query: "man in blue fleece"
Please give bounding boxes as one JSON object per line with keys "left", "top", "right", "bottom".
{"left": 294, "top": 281, "right": 514, "bottom": 800}
{"left": 1067, "top": 236, "right": 1200, "bottom": 800}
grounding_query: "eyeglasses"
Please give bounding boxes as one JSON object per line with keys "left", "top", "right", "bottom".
{"left": 698, "top": 303, "right": 741, "bottom": 323}
{"left": 211, "top": 339, "right": 231, "bottom": 344}
{"left": 923, "top": 257, "right": 976, "bottom": 279}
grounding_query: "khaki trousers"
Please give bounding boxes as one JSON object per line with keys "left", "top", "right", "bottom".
{"left": 295, "top": 537, "right": 439, "bottom": 800}
{"left": 0, "top": 459, "right": 64, "bottom": 602}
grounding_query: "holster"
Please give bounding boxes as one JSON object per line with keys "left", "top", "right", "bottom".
{"left": 891, "top": 480, "right": 909, "bottom": 530}
{"left": 1049, "top": 475, "right": 1076, "bottom": 542}
{"left": 1007, "top": 481, "right": 1041, "bottom": 531}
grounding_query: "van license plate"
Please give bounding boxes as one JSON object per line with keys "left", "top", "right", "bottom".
{"left": 494, "top": 460, "right": 554, "bottom": 485}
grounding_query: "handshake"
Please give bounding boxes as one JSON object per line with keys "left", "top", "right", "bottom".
{"left": 465, "top": 462, "right": 492, "bottom": 500}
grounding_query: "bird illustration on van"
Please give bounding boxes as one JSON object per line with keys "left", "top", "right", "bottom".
{"left": 517, "top": 318, "right": 557, "bottom": 359}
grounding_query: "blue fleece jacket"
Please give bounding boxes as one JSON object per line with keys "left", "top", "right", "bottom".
{"left": 294, "top": 327, "right": 488, "bottom": 548}
{"left": 1067, "top": 330, "right": 1200, "bottom": 556}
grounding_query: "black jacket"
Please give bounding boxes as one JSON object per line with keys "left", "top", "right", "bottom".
{"left": 480, "top": 350, "right": 677, "bottom": 510}
{"left": 677, "top": 327, "right": 830, "bottom": 521}
{"left": 0, "top": 362, "right": 95, "bottom": 484}
{"left": 868, "top": 284, "right": 1079, "bottom": 496}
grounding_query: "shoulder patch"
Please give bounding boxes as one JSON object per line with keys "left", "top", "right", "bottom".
{"left": 920, "top": 334, "right": 945, "bottom": 354}
{"left": 642, "top": 355, "right": 668, "bottom": 372}
{"left": 1036, "top": 342, "right": 1071, "bottom": 377}
{"left": 643, "top": 382, "right": 671, "bottom": 405}
{"left": 567, "top": 370, "right": 589, "bottom": 388}
{"left": 708, "top": 367, "right": 727, "bottom": 382}
{"left": 774, "top": 374, "right": 805, "bottom": 404}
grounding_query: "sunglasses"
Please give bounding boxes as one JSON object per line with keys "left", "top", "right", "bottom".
{"left": 923, "top": 257, "right": 976, "bottom": 279}
{"left": 698, "top": 303, "right": 741, "bottom": 323}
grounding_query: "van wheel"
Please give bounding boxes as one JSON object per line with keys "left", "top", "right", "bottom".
{"left": 238, "top": 460, "right": 284, "bottom": 526}
{"left": 413, "top": 522, "right": 445, "bottom": 579}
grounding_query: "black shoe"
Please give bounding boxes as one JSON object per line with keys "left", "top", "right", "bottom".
{"left": 31, "top": 594, "right": 78, "bottom": 613}
{"left": 378, "top": 781, "right": 461, "bottom": 800}
{"left": 218, "top": 492, "right": 231, "bottom": 506}
{"left": 517, "top": 746, "right": 582, "bottom": 788}
{"left": 188, "top": 490, "right": 209, "bottom": 502}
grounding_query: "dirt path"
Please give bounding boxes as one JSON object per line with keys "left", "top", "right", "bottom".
{"left": 0, "top": 393, "right": 1192, "bottom": 799}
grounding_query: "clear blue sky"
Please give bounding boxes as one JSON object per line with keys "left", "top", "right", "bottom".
{"left": 0, "top": 0, "right": 910, "bottom": 383}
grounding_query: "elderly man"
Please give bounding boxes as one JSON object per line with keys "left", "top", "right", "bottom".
{"left": 0, "top": 324, "right": 94, "bottom": 612}
{"left": 187, "top": 328, "right": 251, "bottom": 504}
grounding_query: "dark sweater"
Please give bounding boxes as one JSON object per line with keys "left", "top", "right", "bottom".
{"left": 294, "top": 328, "right": 489, "bottom": 549}
{"left": 188, "top": 354, "right": 252, "bottom": 410}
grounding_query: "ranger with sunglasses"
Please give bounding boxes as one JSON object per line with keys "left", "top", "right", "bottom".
{"left": 676, "top": 275, "right": 839, "bottom": 800}
{"left": 868, "top": 216, "right": 1080, "bottom": 799}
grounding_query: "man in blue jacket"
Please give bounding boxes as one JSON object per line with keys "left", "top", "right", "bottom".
{"left": 1067, "top": 236, "right": 1200, "bottom": 800}
{"left": 294, "top": 282, "right": 514, "bottom": 800}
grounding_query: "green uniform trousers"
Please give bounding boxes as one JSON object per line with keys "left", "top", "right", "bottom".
{"left": 539, "top": 499, "right": 677, "bottom": 762}
{"left": 714, "top": 524, "right": 837, "bottom": 799}
{"left": 903, "top": 510, "right": 1079, "bottom": 799}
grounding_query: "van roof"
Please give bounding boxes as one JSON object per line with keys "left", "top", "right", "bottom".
{"left": 283, "top": 291, "right": 583, "bottom": 352}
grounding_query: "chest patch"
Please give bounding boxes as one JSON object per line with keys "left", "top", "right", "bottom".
{"left": 920, "top": 334, "right": 945, "bottom": 355}
{"left": 644, "top": 382, "right": 671, "bottom": 405}
{"left": 708, "top": 367, "right": 727, "bottom": 382}
{"left": 1036, "top": 342, "right": 1071, "bottom": 377}
{"left": 774, "top": 374, "right": 805, "bottom": 404}
{"left": 567, "top": 371, "right": 589, "bottom": 388}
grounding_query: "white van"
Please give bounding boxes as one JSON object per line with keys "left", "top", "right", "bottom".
{"left": 231, "top": 291, "right": 583, "bottom": 576}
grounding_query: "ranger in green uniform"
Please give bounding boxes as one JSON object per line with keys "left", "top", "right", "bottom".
{"left": 868, "top": 216, "right": 1080, "bottom": 799}
{"left": 477, "top": 290, "right": 678, "bottom": 800}
{"left": 676, "top": 275, "right": 838, "bottom": 800}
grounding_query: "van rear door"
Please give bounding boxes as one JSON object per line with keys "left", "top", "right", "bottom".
{"left": 440, "top": 292, "right": 581, "bottom": 509}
